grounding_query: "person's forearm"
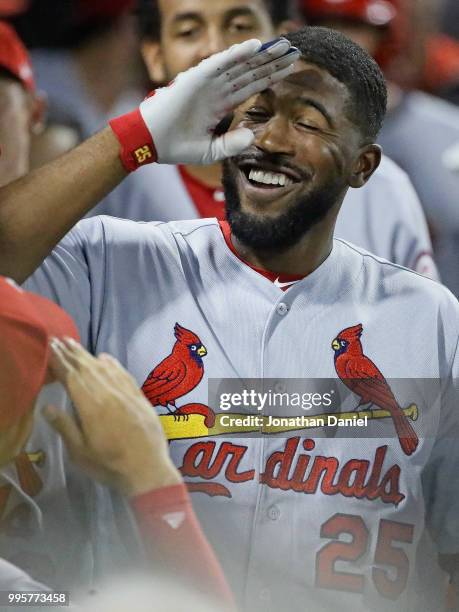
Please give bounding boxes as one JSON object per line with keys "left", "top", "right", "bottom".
{"left": 131, "top": 483, "right": 235, "bottom": 609}
{"left": 0, "top": 127, "right": 126, "bottom": 283}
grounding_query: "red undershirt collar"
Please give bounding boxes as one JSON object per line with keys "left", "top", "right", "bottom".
{"left": 218, "top": 220, "right": 306, "bottom": 290}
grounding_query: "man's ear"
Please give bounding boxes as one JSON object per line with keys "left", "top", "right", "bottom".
{"left": 349, "top": 144, "right": 382, "bottom": 188}
{"left": 141, "top": 39, "right": 167, "bottom": 84}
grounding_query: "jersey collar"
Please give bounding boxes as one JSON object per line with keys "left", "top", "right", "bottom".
{"left": 219, "top": 220, "right": 310, "bottom": 290}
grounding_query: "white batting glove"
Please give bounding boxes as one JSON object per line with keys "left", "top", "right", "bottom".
{"left": 110, "top": 38, "right": 299, "bottom": 171}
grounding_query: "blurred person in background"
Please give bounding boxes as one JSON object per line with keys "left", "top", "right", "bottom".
{"left": 299, "top": 0, "right": 459, "bottom": 295}
{"left": 0, "top": 20, "right": 44, "bottom": 186}
{"left": 0, "top": 2, "right": 77, "bottom": 174}
{"left": 432, "top": 0, "right": 459, "bottom": 105}
{"left": 95, "top": 0, "right": 437, "bottom": 281}
{"left": 440, "top": 0, "right": 459, "bottom": 42}
{"left": 13, "top": 0, "right": 145, "bottom": 140}
{"left": 0, "top": 274, "right": 90, "bottom": 593}
{"left": 419, "top": 0, "right": 459, "bottom": 106}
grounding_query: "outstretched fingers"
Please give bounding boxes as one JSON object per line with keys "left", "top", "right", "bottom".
{"left": 224, "top": 38, "right": 295, "bottom": 82}
{"left": 198, "top": 38, "right": 262, "bottom": 77}
{"left": 228, "top": 62, "right": 299, "bottom": 109}
{"left": 224, "top": 48, "right": 300, "bottom": 98}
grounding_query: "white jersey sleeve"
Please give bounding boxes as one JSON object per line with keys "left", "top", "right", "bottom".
{"left": 23, "top": 218, "right": 106, "bottom": 350}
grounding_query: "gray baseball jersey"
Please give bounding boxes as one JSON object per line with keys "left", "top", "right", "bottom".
{"left": 378, "top": 91, "right": 459, "bottom": 294}
{"left": 23, "top": 216, "right": 459, "bottom": 611}
{"left": 93, "top": 155, "right": 438, "bottom": 281}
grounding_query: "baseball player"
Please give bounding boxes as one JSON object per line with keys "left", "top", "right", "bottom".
{"left": 0, "top": 37, "right": 300, "bottom": 594}
{"left": 0, "top": 27, "right": 454, "bottom": 611}
{"left": 92, "top": 0, "right": 438, "bottom": 281}
{"left": 299, "top": 0, "right": 459, "bottom": 294}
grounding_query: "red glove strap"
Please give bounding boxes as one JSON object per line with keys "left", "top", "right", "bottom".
{"left": 109, "top": 108, "right": 158, "bottom": 172}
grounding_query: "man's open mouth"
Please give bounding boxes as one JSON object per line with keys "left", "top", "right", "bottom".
{"left": 238, "top": 160, "right": 302, "bottom": 191}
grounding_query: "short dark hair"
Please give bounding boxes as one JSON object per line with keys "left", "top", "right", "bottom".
{"left": 285, "top": 26, "right": 387, "bottom": 141}
{"left": 136, "top": 0, "right": 293, "bottom": 41}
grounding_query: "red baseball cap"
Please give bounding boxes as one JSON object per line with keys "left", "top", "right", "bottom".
{"left": 301, "top": 0, "right": 396, "bottom": 27}
{"left": 0, "top": 21, "right": 35, "bottom": 92}
{"left": 0, "top": 276, "right": 79, "bottom": 431}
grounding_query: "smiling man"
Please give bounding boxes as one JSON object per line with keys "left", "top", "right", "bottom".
{"left": 90, "top": 0, "right": 438, "bottom": 283}
{"left": 0, "top": 28, "right": 458, "bottom": 611}
{"left": 222, "top": 60, "right": 383, "bottom": 255}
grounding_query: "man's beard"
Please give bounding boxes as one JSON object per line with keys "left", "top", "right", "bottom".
{"left": 222, "top": 159, "right": 344, "bottom": 251}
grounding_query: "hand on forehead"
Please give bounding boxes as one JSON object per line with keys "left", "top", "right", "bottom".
{"left": 232, "top": 59, "right": 353, "bottom": 133}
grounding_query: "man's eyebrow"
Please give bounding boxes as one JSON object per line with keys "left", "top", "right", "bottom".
{"left": 171, "top": 7, "right": 256, "bottom": 25}
{"left": 257, "top": 89, "right": 334, "bottom": 127}
{"left": 171, "top": 11, "right": 203, "bottom": 24}
{"left": 223, "top": 7, "right": 257, "bottom": 22}
{"left": 297, "top": 97, "right": 334, "bottom": 127}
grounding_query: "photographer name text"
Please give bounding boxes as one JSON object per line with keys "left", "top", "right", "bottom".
{"left": 219, "top": 414, "right": 369, "bottom": 428}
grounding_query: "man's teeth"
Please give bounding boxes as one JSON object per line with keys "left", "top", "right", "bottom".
{"left": 248, "top": 168, "right": 293, "bottom": 187}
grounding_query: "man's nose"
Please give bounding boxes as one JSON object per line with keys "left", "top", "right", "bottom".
{"left": 255, "top": 117, "right": 295, "bottom": 155}
{"left": 197, "top": 28, "right": 227, "bottom": 61}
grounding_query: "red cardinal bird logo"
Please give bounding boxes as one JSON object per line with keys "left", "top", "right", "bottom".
{"left": 332, "top": 324, "right": 418, "bottom": 456}
{"left": 142, "top": 323, "right": 207, "bottom": 415}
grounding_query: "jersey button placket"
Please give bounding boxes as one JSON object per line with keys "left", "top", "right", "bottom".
{"left": 276, "top": 302, "right": 289, "bottom": 316}
{"left": 267, "top": 505, "right": 281, "bottom": 521}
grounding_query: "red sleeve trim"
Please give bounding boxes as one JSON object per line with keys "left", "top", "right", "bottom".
{"left": 131, "top": 483, "right": 190, "bottom": 515}
{"left": 130, "top": 483, "right": 235, "bottom": 608}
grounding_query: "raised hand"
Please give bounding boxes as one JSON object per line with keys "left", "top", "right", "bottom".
{"left": 110, "top": 38, "right": 300, "bottom": 170}
{"left": 45, "top": 338, "right": 181, "bottom": 497}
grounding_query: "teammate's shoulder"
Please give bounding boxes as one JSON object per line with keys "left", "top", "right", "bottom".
{"left": 338, "top": 238, "right": 458, "bottom": 307}
{"left": 354, "top": 155, "right": 422, "bottom": 220}
{"left": 374, "top": 154, "right": 410, "bottom": 183}
{"left": 405, "top": 91, "right": 459, "bottom": 129}
{"left": 364, "top": 155, "right": 416, "bottom": 201}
